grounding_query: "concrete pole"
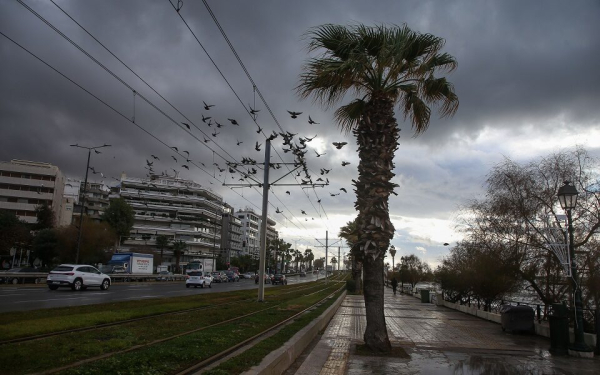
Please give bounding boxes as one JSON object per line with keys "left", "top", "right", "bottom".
{"left": 325, "top": 230, "right": 328, "bottom": 283}
{"left": 258, "top": 139, "right": 271, "bottom": 302}
{"left": 76, "top": 149, "right": 91, "bottom": 264}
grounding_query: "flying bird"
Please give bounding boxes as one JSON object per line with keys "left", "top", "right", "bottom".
{"left": 320, "top": 168, "right": 331, "bottom": 175}
{"left": 256, "top": 125, "right": 263, "bottom": 134}
{"left": 171, "top": 146, "right": 178, "bottom": 152}
{"left": 236, "top": 140, "right": 243, "bottom": 146}
{"left": 182, "top": 165, "right": 189, "bottom": 170}
{"left": 212, "top": 130, "right": 220, "bottom": 137}
{"left": 330, "top": 193, "right": 340, "bottom": 197}
{"left": 255, "top": 142, "right": 262, "bottom": 152}
{"left": 215, "top": 121, "right": 224, "bottom": 128}
{"left": 202, "top": 115, "right": 212, "bottom": 123}
{"left": 94, "top": 149, "right": 102, "bottom": 154}
{"left": 286, "top": 191, "right": 290, "bottom": 195}
{"left": 287, "top": 110, "right": 302, "bottom": 119}
{"left": 203, "top": 137, "right": 211, "bottom": 143}
{"left": 203, "top": 101, "right": 214, "bottom": 110}
{"left": 228, "top": 118, "right": 239, "bottom": 126}
{"left": 304, "top": 135, "right": 317, "bottom": 142}
{"left": 249, "top": 105, "right": 260, "bottom": 115}
{"left": 276, "top": 207, "right": 282, "bottom": 214}
{"left": 332, "top": 142, "right": 348, "bottom": 149}
{"left": 301, "top": 210, "right": 307, "bottom": 215}
{"left": 341, "top": 161, "right": 351, "bottom": 166}
{"left": 314, "top": 150, "right": 325, "bottom": 157}
{"left": 308, "top": 116, "right": 319, "bottom": 125}
{"left": 146, "top": 160, "right": 153, "bottom": 166}
{"left": 183, "top": 151, "right": 189, "bottom": 156}
{"left": 340, "top": 188, "right": 347, "bottom": 193}
{"left": 182, "top": 122, "right": 191, "bottom": 130}
{"left": 171, "top": 156, "right": 178, "bottom": 163}
{"left": 151, "top": 155, "right": 160, "bottom": 160}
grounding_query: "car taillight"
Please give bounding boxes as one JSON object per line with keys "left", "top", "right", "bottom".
{"left": 66, "top": 273, "right": 74, "bottom": 276}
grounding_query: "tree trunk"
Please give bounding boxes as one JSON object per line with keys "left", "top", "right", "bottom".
{"left": 362, "top": 255, "right": 390, "bottom": 351}
{"left": 353, "top": 93, "right": 398, "bottom": 353}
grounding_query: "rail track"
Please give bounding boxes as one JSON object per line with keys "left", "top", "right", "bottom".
{"left": 28, "top": 277, "right": 345, "bottom": 375}
{"left": 0, "top": 275, "right": 345, "bottom": 346}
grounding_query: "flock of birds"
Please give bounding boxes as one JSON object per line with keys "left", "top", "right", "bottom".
{"left": 79, "top": 104, "right": 354, "bottom": 221}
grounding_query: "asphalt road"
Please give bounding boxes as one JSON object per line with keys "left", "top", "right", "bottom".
{"left": 0, "top": 273, "right": 324, "bottom": 313}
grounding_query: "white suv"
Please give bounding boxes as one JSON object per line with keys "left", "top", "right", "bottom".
{"left": 47, "top": 264, "right": 111, "bottom": 291}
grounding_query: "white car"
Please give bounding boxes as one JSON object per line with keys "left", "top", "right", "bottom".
{"left": 47, "top": 264, "right": 111, "bottom": 291}
{"left": 186, "top": 271, "right": 212, "bottom": 288}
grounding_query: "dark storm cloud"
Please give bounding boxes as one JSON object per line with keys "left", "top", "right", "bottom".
{"left": 1, "top": 0, "right": 599, "bottom": 242}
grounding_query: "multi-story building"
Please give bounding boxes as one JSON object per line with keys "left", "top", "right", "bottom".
{"left": 0, "top": 160, "right": 65, "bottom": 224}
{"left": 221, "top": 204, "right": 243, "bottom": 262}
{"left": 72, "top": 181, "right": 111, "bottom": 223}
{"left": 266, "top": 217, "right": 278, "bottom": 244}
{"left": 237, "top": 208, "right": 278, "bottom": 259}
{"left": 237, "top": 208, "right": 260, "bottom": 258}
{"left": 119, "top": 173, "right": 224, "bottom": 269}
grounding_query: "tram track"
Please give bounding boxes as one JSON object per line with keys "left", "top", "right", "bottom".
{"left": 31, "top": 280, "right": 345, "bottom": 375}
{"left": 1, "top": 274, "right": 345, "bottom": 346}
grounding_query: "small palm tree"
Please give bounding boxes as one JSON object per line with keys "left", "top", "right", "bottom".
{"left": 171, "top": 240, "right": 187, "bottom": 274}
{"left": 299, "top": 23, "right": 458, "bottom": 352}
{"left": 156, "top": 235, "right": 170, "bottom": 265}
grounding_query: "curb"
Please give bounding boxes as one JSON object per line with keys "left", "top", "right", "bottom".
{"left": 242, "top": 290, "right": 347, "bottom": 375}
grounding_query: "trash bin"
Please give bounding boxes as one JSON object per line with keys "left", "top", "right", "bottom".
{"left": 549, "top": 303, "right": 569, "bottom": 355}
{"left": 500, "top": 305, "right": 534, "bottom": 333}
{"left": 420, "top": 289, "right": 430, "bottom": 303}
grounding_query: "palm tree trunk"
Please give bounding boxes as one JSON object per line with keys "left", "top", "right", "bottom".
{"left": 353, "top": 93, "right": 398, "bottom": 352}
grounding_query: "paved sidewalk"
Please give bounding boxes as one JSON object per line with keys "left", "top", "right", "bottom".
{"left": 293, "top": 289, "right": 599, "bottom": 374}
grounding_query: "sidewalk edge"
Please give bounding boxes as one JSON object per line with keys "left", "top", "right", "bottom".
{"left": 242, "top": 290, "right": 347, "bottom": 375}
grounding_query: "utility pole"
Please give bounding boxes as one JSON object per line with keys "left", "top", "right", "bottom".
{"left": 314, "top": 232, "right": 341, "bottom": 284}
{"left": 222, "top": 139, "right": 327, "bottom": 302}
{"left": 70, "top": 143, "right": 110, "bottom": 264}
{"left": 256, "top": 140, "right": 271, "bottom": 302}
{"left": 338, "top": 246, "right": 341, "bottom": 271}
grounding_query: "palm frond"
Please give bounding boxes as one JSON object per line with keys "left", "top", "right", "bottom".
{"left": 334, "top": 99, "right": 365, "bottom": 133}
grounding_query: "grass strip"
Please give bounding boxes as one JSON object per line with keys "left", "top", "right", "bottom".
{"left": 56, "top": 285, "right": 342, "bottom": 375}
{"left": 0, "top": 282, "right": 337, "bottom": 375}
{"left": 204, "top": 289, "right": 343, "bottom": 375}
{"left": 0, "top": 280, "right": 323, "bottom": 341}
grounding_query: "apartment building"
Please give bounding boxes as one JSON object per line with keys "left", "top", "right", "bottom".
{"left": 0, "top": 160, "right": 65, "bottom": 224}
{"left": 237, "top": 208, "right": 260, "bottom": 258}
{"left": 118, "top": 173, "right": 224, "bottom": 267}
{"left": 72, "top": 181, "right": 111, "bottom": 223}
{"left": 221, "top": 204, "right": 243, "bottom": 262}
{"left": 237, "top": 208, "right": 278, "bottom": 259}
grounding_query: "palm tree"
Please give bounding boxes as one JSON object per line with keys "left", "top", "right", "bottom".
{"left": 339, "top": 220, "right": 362, "bottom": 293}
{"left": 299, "top": 24, "right": 458, "bottom": 352}
{"left": 171, "top": 240, "right": 187, "bottom": 274}
{"left": 304, "top": 249, "right": 314, "bottom": 270}
{"left": 155, "top": 235, "right": 170, "bottom": 266}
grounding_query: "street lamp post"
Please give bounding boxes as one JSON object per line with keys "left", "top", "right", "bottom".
{"left": 70, "top": 143, "right": 110, "bottom": 264}
{"left": 557, "top": 180, "right": 593, "bottom": 356}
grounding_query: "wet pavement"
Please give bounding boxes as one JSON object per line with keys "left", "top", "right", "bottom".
{"left": 294, "top": 289, "right": 599, "bottom": 374}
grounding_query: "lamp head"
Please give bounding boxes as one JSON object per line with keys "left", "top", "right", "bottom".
{"left": 557, "top": 180, "right": 578, "bottom": 210}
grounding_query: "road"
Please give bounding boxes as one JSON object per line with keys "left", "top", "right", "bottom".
{"left": 0, "top": 273, "right": 325, "bottom": 313}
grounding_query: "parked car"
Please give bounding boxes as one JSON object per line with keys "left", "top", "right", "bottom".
{"left": 272, "top": 274, "right": 288, "bottom": 285}
{"left": 2, "top": 267, "right": 42, "bottom": 285}
{"left": 241, "top": 272, "right": 254, "bottom": 279}
{"left": 211, "top": 271, "right": 228, "bottom": 283}
{"left": 156, "top": 271, "right": 174, "bottom": 281}
{"left": 186, "top": 271, "right": 212, "bottom": 288}
{"left": 47, "top": 264, "right": 111, "bottom": 291}
{"left": 225, "top": 271, "right": 239, "bottom": 282}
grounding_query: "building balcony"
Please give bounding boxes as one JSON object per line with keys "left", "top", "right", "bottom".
{"left": 0, "top": 176, "right": 55, "bottom": 188}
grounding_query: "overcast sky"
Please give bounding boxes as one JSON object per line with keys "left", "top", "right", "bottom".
{"left": 1, "top": 0, "right": 599, "bottom": 267}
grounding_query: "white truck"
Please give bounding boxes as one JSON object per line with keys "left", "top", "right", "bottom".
{"left": 185, "top": 258, "right": 214, "bottom": 275}
{"left": 107, "top": 253, "right": 154, "bottom": 277}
